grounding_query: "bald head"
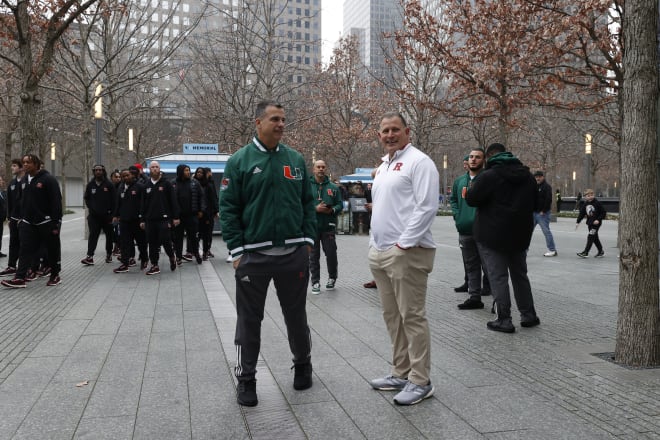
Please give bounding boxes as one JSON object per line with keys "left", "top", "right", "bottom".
{"left": 313, "top": 160, "right": 327, "bottom": 182}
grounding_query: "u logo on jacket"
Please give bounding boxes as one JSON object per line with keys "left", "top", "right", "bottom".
{"left": 283, "top": 166, "right": 302, "bottom": 180}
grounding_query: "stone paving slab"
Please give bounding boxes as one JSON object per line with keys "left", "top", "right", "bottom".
{"left": 0, "top": 211, "right": 658, "bottom": 439}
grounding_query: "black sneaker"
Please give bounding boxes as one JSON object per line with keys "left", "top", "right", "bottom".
{"left": 37, "top": 266, "right": 51, "bottom": 277}
{"left": 453, "top": 282, "right": 468, "bottom": 293}
{"left": 128, "top": 258, "right": 137, "bottom": 267}
{"left": 195, "top": 254, "right": 203, "bottom": 264}
{"left": 595, "top": 251, "right": 605, "bottom": 258}
{"left": 181, "top": 253, "right": 193, "bottom": 262}
{"left": 0, "top": 267, "right": 16, "bottom": 277}
{"left": 146, "top": 265, "right": 160, "bottom": 275}
{"left": 105, "top": 254, "right": 112, "bottom": 263}
{"left": 25, "top": 270, "right": 38, "bottom": 282}
{"left": 176, "top": 258, "right": 183, "bottom": 267}
{"left": 170, "top": 256, "right": 177, "bottom": 271}
{"left": 457, "top": 297, "right": 484, "bottom": 310}
{"left": 140, "top": 259, "right": 149, "bottom": 270}
{"left": 576, "top": 252, "right": 588, "bottom": 258}
{"left": 46, "top": 275, "right": 61, "bottom": 286}
{"left": 1, "top": 278, "right": 26, "bottom": 288}
{"left": 237, "top": 380, "right": 258, "bottom": 406}
{"left": 113, "top": 264, "right": 129, "bottom": 273}
{"left": 292, "top": 362, "right": 313, "bottom": 390}
{"left": 487, "top": 318, "right": 515, "bottom": 333}
{"left": 520, "top": 317, "right": 541, "bottom": 328}
{"left": 81, "top": 256, "right": 94, "bottom": 265}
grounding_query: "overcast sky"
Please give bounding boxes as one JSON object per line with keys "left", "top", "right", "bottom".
{"left": 321, "top": 0, "right": 343, "bottom": 64}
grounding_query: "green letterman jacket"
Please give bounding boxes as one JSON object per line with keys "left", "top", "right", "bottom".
{"left": 309, "top": 175, "right": 343, "bottom": 233}
{"left": 219, "top": 138, "right": 316, "bottom": 259}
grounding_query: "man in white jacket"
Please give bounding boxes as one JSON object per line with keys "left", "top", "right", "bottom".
{"left": 367, "top": 112, "right": 439, "bottom": 406}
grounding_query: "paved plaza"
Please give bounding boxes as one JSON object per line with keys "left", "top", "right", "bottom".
{"left": 0, "top": 210, "right": 658, "bottom": 439}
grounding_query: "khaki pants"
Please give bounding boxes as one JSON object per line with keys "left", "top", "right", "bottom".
{"left": 368, "top": 246, "right": 435, "bottom": 386}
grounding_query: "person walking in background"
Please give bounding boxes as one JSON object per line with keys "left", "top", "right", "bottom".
{"left": 308, "top": 159, "right": 343, "bottom": 295}
{"left": 555, "top": 189, "right": 562, "bottom": 213}
{"left": 2, "top": 154, "right": 62, "bottom": 288}
{"left": 0, "top": 176, "right": 7, "bottom": 258}
{"left": 576, "top": 189, "right": 606, "bottom": 258}
{"left": 110, "top": 169, "right": 122, "bottom": 256}
{"left": 0, "top": 160, "right": 25, "bottom": 276}
{"left": 219, "top": 101, "right": 316, "bottom": 407}
{"left": 451, "top": 148, "right": 490, "bottom": 311}
{"left": 532, "top": 171, "right": 558, "bottom": 257}
{"left": 203, "top": 167, "right": 219, "bottom": 259}
{"left": 368, "top": 112, "right": 439, "bottom": 406}
{"left": 466, "top": 143, "right": 540, "bottom": 333}
{"left": 112, "top": 168, "right": 148, "bottom": 273}
{"left": 81, "top": 165, "right": 116, "bottom": 265}
{"left": 140, "top": 160, "right": 180, "bottom": 275}
{"left": 171, "top": 164, "right": 204, "bottom": 265}
{"left": 453, "top": 155, "right": 470, "bottom": 293}
{"left": 194, "top": 167, "right": 217, "bottom": 262}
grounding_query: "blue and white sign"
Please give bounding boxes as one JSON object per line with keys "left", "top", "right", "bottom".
{"left": 183, "top": 143, "right": 219, "bottom": 154}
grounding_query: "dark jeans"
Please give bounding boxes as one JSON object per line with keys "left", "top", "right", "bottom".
{"left": 87, "top": 214, "right": 114, "bottom": 257}
{"left": 458, "top": 234, "right": 489, "bottom": 298}
{"left": 173, "top": 215, "right": 199, "bottom": 258}
{"left": 234, "top": 246, "right": 311, "bottom": 382}
{"left": 477, "top": 243, "right": 537, "bottom": 321}
{"left": 8, "top": 218, "right": 20, "bottom": 267}
{"left": 17, "top": 221, "right": 61, "bottom": 279}
{"left": 309, "top": 231, "right": 338, "bottom": 284}
{"left": 145, "top": 220, "right": 174, "bottom": 265}
{"left": 199, "top": 215, "right": 214, "bottom": 254}
{"left": 583, "top": 223, "right": 603, "bottom": 254}
{"left": 119, "top": 220, "right": 148, "bottom": 265}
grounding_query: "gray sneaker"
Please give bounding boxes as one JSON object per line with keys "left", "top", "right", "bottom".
{"left": 393, "top": 381, "right": 435, "bottom": 405}
{"left": 369, "top": 374, "right": 408, "bottom": 391}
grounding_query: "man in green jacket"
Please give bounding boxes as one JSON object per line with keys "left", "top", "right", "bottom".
{"left": 219, "top": 101, "right": 316, "bottom": 407}
{"left": 309, "top": 160, "right": 343, "bottom": 294}
{"left": 450, "top": 148, "right": 490, "bottom": 310}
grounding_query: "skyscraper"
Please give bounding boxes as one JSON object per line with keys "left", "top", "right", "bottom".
{"left": 343, "top": 0, "right": 403, "bottom": 82}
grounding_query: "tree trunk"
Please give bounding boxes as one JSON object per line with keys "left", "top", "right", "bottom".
{"left": 615, "top": 0, "right": 660, "bottom": 366}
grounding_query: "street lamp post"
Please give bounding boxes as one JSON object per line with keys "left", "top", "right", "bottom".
{"left": 94, "top": 84, "right": 103, "bottom": 166}
{"left": 50, "top": 142, "right": 56, "bottom": 175}
{"left": 585, "top": 133, "right": 592, "bottom": 190}
{"left": 443, "top": 154, "right": 448, "bottom": 208}
{"left": 572, "top": 170, "right": 576, "bottom": 197}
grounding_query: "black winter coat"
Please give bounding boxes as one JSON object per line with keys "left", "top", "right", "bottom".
{"left": 466, "top": 152, "right": 537, "bottom": 253}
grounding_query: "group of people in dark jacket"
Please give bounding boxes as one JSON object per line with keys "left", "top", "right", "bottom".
{"left": 1, "top": 155, "right": 63, "bottom": 288}
{"left": 80, "top": 160, "right": 219, "bottom": 276}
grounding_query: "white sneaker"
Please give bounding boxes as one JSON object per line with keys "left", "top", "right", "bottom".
{"left": 225, "top": 254, "right": 232, "bottom": 263}
{"left": 311, "top": 283, "right": 321, "bottom": 294}
{"left": 544, "top": 250, "right": 557, "bottom": 257}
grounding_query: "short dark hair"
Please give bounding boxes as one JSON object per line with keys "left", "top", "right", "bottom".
{"left": 485, "top": 143, "right": 506, "bottom": 157}
{"left": 22, "top": 154, "right": 42, "bottom": 168}
{"left": 255, "top": 101, "right": 283, "bottom": 119}
{"left": 470, "top": 148, "right": 486, "bottom": 156}
{"left": 11, "top": 158, "right": 22, "bottom": 168}
{"left": 380, "top": 112, "right": 407, "bottom": 127}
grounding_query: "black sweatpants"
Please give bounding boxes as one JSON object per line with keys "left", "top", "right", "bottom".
{"left": 234, "top": 246, "right": 312, "bottom": 382}
{"left": 145, "top": 220, "right": 174, "bottom": 265}
{"left": 17, "top": 221, "right": 61, "bottom": 279}
{"left": 87, "top": 213, "right": 114, "bottom": 257}
{"left": 119, "top": 220, "right": 148, "bottom": 265}
{"left": 173, "top": 215, "right": 199, "bottom": 258}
